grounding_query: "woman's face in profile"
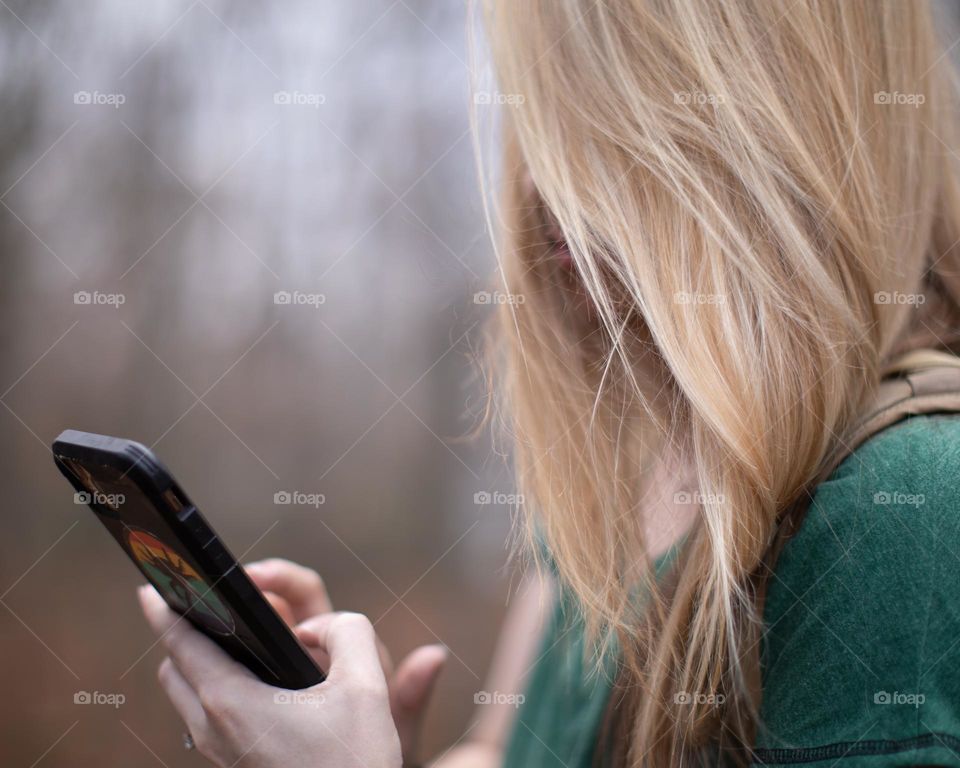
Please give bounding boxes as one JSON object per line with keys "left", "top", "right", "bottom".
{"left": 521, "top": 170, "right": 574, "bottom": 272}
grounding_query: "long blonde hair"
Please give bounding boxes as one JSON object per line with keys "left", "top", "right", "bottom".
{"left": 479, "top": 0, "right": 960, "bottom": 763}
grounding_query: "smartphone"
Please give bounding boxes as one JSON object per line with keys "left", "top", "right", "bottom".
{"left": 52, "top": 429, "right": 324, "bottom": 690}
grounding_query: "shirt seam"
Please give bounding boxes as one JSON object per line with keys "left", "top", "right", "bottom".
{"left": 751, "top": 731, "right": 960, "bottom": 765}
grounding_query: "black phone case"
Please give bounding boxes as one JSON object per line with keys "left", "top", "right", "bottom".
{"left": 52, "top": 429, "right": 324, "bottom": 690}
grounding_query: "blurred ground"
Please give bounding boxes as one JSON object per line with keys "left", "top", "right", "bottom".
{"left": 0, "top": 1, "right": 518, "bottom": 764}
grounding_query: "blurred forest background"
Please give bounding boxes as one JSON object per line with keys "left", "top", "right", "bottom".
{"left": 0, "top": 0, "right": 520, "bottom": 764}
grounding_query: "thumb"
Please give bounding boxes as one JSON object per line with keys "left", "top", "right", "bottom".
{"left": 391, "top": 644, "right": 448, "bottom": 759}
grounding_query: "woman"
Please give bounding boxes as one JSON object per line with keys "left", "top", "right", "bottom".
{"left": 139, "top": 0, "right": 960, "bottom": 765}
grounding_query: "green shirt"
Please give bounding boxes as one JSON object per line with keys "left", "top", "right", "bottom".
{"left": 504, "top": 414, "right": 960, "bottom": 767}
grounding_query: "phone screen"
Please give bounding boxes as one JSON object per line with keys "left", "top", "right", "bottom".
{"left": 61, "top": 457, "right": 285, "bottom": 683}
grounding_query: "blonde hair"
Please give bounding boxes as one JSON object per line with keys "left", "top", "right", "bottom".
{"left": 478, "top": 0, "right": 960, "bottom": 764}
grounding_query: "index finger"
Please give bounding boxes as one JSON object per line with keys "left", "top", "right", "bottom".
{"left": 244, "top": 559, "right": 332, "bottom": 622}
{"left": 138, "top": 585, "right": 256, "bottom": 689}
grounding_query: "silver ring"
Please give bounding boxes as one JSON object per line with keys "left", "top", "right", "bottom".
{"left": 183, "top": 731, "right": 195, "bottom": 751}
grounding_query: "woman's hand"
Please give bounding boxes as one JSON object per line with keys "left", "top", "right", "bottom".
{"left": 139, "top": 586, "right": 402, "bottom": 767}
{"left": 244, "top": 559, "right": 447, "bottom": 764}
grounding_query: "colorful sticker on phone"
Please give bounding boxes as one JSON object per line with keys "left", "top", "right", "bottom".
{"left": 125, "top": 527, "right": 236, "bottom": 636}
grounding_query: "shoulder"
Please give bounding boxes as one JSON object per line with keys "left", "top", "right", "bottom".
{"left": 773, "top": 412, "right": 960, "bottom": 582}
{"left": 770, "top": 412, "right": 960, "bottom": 592}
{"left": 757, "top": 414, "right": 960, "bottom": 765}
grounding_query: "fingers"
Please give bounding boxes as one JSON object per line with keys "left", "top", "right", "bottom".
{"left": 157, "top": 657, "right": 207, "bottom": 735}
{"left": 138, "top": 585, "right": 255, "bottom": 691}
{"left": 296, "top": 612, "right": 393, "bottom": 679}
{"left": 291, "top": 617, "right": 331, "bottom": 673}
{"left": 391, "top": 645, "right": 448, "bottom": 711}
{"left": 263, "top": 591, "right": 296, "bottom": 626}
{"left": 244, "top": 559, "right": 331, "bottom": 622}
{"left": 312, "top": 613, "right": 388, "bottom": 690}
{"left": 390, "top": 645, "right": 447, "bottom": 758}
